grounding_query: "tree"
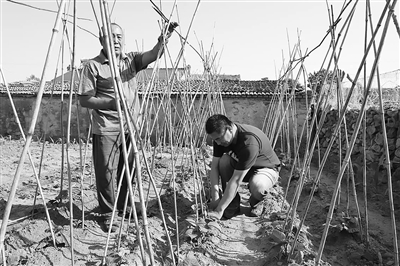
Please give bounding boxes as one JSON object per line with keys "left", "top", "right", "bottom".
{"left": 308, "top": 69, "right": 346, "bottom": 94}
{"left": 26, "top": 74, "right": 40, "bottom": 82}
{"left": 307, "top": 69, "right": 335, "bottom": 94}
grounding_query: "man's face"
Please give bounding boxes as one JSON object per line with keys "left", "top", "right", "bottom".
{"left": 101, "top": 24, "right": 124, "bottom": 58}
{"left": 209, "top": 127, "right": 233, "bottom": 147}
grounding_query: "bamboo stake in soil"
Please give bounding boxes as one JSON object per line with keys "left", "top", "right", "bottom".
{"left": 96, "top": 3, "right": 148, "bottom": 263}
{"left": 123, "top": 110, "right": 176, "bottom": 264}
{"left": 0, "top": 67, "right": 57, "bottom": 249}
{"left": 286, "top": 27, "right": 343, "bottom": 245}
{"left": 71, "top": 70, "right": 85, "bottom": 227}
{"left": 336, "top": 72, "right": 364, "bottom": 239}
{"left": 369, "top": 1, "right": 399, "bottom": 263}
{"left": 98, "top": 2, "right": 160, "bottom": 264}
{"left": 286, "top": 2, "right": 362, "bottom": 258}
{"left": 327, "top": 4, "right": 364, "bottom": 234}
{"left": 316, "top": 1, "right": 398, "bottom": 264}
{"left": 58, "top": 24, "right": 67, "bottom": 202}
{"left": 64, "top": 0, "right": 78, "bottom": 263}
{"left": 363, "top": 0, "right": 370, "bottom": 246}
{"left": 0, "top": 0, "right": 66, "bottom": 258}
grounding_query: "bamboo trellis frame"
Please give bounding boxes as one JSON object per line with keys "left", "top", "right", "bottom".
{"left": 1, "top": 1, "right": 400, "bottom": 266}
{"left": 0, "top": 0, "right": 67, "bottom": 256}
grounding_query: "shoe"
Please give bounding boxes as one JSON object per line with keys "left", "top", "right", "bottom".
{"left": 118, "top": 204, "right": 142, "bottom": 219}
{"left": 118, "top": 207, "right": 132, "bottom": 219}
{"left": 104, "top": 216, "right": 120, "bottom": 233}
{"left": 249, "top": 201, "right": 264, "bottom": 217}
{"left": 223, "top": 193, "right": 241, "bottom": 219}
{"left": 223, "top": 205, "right": 240, "bottom": 219}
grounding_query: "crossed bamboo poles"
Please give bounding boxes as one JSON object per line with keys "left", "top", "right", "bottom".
{"left": 0, "top": 0, "right": 219, "bottom": 264}
{"left": 271, "top": 1, "right": 399, "bottom": 265}
{"left": 1, "top": 0, "right": 400, "bottom": 265}
{"left": 0, "top": 0, "right": 67, "bottom": 258}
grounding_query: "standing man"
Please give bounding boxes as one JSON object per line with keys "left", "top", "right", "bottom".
{"left": 205, "top": 114, "right": 281, "bottom": 219}
{"left": 78, "top": 22, "right": 177, "bottom": 231}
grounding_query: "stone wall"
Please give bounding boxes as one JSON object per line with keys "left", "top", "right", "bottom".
{"left": 318, "top": 108, "right": 400, "bottom": 176}
{"left": 0, "top": 93, "right": 311, "bottom": 142}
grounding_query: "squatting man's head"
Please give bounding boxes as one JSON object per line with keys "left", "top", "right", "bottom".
{"left": 205, "top": 114, "right": 235, "bottom": 147}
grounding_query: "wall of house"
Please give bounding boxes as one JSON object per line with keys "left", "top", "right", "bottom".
{"left": 0, "top": 93, "right": 312, "bottom": 143}
{"left": 223, "top": 96, "right": 310, "bottom": 136}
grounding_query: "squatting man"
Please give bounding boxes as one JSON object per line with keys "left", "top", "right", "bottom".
{"left": 205, "top": 114, "right": 281, "bottom": 220}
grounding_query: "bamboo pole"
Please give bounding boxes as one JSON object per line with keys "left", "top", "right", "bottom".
{"left": 142, "top": 3, "right": 202, "bottom": 259}
{"left": 98, "top": 2, "right": 155, "bottom": 264}
{"left": 96, "top": 8, "right": 147, "bottom": 265}
{"left": 363, "top": 0, "right": 375, "bottom": 246}
{"left": 368, "top": 1, "right": 399, "bottom": 263}
{"left": 336, "top": 70, "right": 364, "bottom": 239}
{"left": 390, "top": 3, "right": 400, "bottom": 38}
{"left": 125, "top": 110, "right": 176, "bottom": 264}
{"left": 0, "top": 0, "right": 66, "bottom": 258}
{"left": 362, "top": 0, "right": 370, "bottom": 245}
{"left": 32, "top": 40, "right": 59, "bottom": 213}
{"left": 0, "top": 67, "right": 57, "bottom": 248}
{"left": 73, "top": 70, "right": 86, "bottom": 228}
{"left": 165, "top": 80, "right": 180, "bottom": 260}
{"left": 63, "top": 0, "right": 78, "bottom": 263}
{"left": 327, "top": 3, "right": 363, "bottom": 227}
{"left": 58, "top": 19, "right": 67, "bottom": 202}
{"left": 286, "top": 3, "right": 360, "bottom": 258}
{"left": 286, "top": 46, "right": 341, "bottom": 244}
{"left": 1, "top": 244, "right": 5, "bottom": 266}
{"left": 316, "top": 1, "right": 397, "bottom": 264}
{"left": 272, "top": 65, "right": 304, "bottom": 149}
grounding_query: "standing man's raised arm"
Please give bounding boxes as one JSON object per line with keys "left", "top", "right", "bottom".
{"left": 141, "top": 22, "right": 178, "bottom": 66}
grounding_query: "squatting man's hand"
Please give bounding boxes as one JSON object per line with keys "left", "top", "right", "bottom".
{"left": 208, "top": 198, "right": 220, "bottom": 210}
{"left": 207, "top": 199, "right": 223, "bottom": 220}
{"left": 208, "top": 210, "right": 223, "bottom": 220}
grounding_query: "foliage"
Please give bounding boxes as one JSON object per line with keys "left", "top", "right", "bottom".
{"left": 26, "top": 74, "right": 40, "bottom": 82}
{"left": 307, "top": 69, "right": 336, "bottom": 94}
{"left": 278, "top": 78, "right": 303, "bottom": 92}
{"left": 325, "top": 80, "right": 400, "bottom": 110}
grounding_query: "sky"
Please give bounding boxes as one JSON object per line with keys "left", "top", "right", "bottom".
{"left": 0, "top": 0, "right": 399, "bottom": 83}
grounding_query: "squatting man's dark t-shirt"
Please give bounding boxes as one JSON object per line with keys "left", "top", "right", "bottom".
{"left": 213, "top": 123, "right": 281, "bottom": 171}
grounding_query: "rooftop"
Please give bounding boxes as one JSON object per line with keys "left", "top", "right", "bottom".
{"left": 0, "top": 79, "right": 295, "bottom": 97}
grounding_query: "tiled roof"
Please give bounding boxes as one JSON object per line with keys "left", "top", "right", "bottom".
{"left": 0, "top": 79, "right": 305, "bottom": 97}
{"left": 0, "top": 81, "right": 79, "bottom": 96}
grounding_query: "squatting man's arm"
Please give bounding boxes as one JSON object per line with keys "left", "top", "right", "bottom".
{"left": 209, "top": 157, "right": 250, "bottom": 220}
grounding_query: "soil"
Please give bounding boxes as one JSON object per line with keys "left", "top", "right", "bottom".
{"left": 0, "top": 139, "right": 398, "bottom": 266}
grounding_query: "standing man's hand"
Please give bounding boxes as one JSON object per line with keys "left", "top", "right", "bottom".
{"left": 158, "top": 22, "right": 179, "bottom": 43}
{"left": 166, "top": 22, "right": 179, "bottom": 36}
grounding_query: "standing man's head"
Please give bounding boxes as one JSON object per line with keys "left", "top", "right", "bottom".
{"left": 205, "top": 114, "right": 235, "bottom": 147}
{"left": 99, "top": 23, "right": 124, "bottom": 59}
